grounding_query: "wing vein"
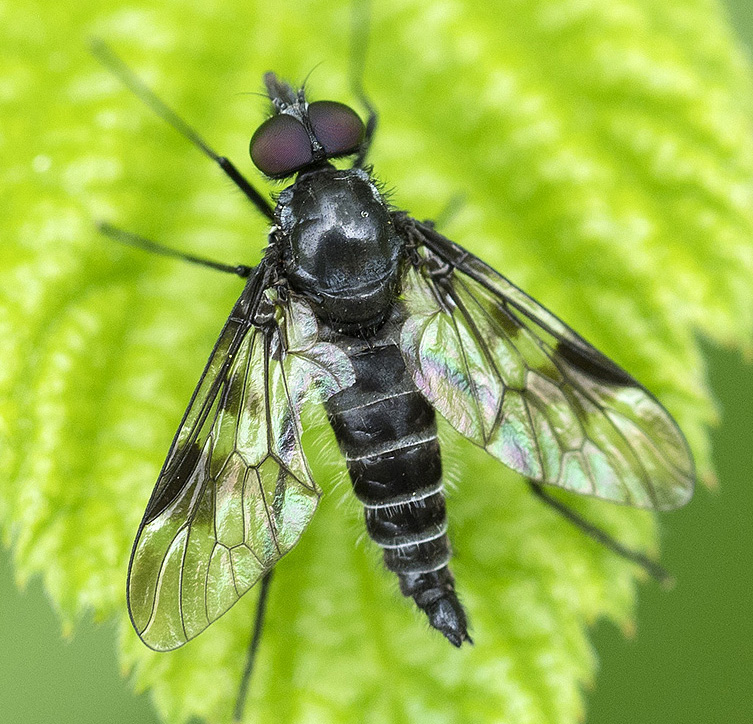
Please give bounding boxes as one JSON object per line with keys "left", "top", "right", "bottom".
{"left": 396, "top": 217, "right": 694, "bottom": 510}
{"left": 261, "top": 331, "right": 282, "bottom": 555}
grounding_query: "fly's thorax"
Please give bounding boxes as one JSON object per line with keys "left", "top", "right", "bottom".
{"left": 275, "top": 166, "right": 404, "bottom": 329}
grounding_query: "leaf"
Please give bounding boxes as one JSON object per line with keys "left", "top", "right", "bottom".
{"left": 2, "top": 1, "right": 753, "bottom": 723}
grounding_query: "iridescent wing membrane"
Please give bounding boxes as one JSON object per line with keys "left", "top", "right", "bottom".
{"left": 127, "top": 266, "right": 354, "bottom": 651}
{"left": 399, "top": 219, "right": 695, "bottom": 511}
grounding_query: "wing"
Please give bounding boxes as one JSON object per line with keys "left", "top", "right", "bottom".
{"left": 127, "top": 267, "right": 355, "bottom": 651}
{"left": 398, "top": 218, "right": 695, "bottom": 511}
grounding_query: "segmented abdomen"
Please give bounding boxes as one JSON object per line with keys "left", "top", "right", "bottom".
{"left": 324, "top": 329, "right": 470, "bottom": 646}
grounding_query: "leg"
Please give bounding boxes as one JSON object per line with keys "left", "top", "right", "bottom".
{"left": 528, "top": 482, "right": 674, "bottom": 587}
{"left": 350, "top": 0, "right": 378, "bottom": 167}
{"left": 233, "top": 570, "right": 275, "bottom": 722}
{"left": 90, "top": 40, "right": 274, "bottom": 221}
{"left": 98, "top": 223, "right": 252, "bottom": 277}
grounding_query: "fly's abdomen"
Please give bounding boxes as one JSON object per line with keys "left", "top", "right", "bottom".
{"left": 324, "top": 339, "right": 471, "bottom": 646}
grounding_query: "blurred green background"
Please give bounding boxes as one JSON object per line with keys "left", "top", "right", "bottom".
{"left": 1, "top": 1, "right": 752, "bottom": 723}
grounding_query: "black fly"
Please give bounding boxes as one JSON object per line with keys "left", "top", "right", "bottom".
{"left": 93, "top": 34, "right": 695, "bottom": 722}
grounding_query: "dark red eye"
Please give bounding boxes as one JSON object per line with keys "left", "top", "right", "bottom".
{"left": 308, "top": 101, "right": 365, "bottom": 157}
{"left": 249, "top": 114, "right": 312, "bottom": 177}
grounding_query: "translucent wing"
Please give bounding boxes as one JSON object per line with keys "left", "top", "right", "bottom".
{"left": 398, "top": 218, "right": 695, "bottom": 511}
{"left": 127, "top": 269, "right": 355, "bottom": 651}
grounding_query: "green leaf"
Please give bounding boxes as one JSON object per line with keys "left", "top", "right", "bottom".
{"left": 2, "top": 1, "right": 753, "bottom": 723}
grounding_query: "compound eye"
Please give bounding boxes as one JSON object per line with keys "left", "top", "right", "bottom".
{"left": 308, "top": 101, "right": 365, "bottom": 156}
{"left": 249, "top": 114, "right": 312, "bottom": 177}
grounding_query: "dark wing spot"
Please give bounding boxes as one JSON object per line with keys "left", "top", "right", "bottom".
{"left": 272, "top": 466, "right": 288, "bottom": 520}
{"left": 144, "top": 443, "right": 203, "bottom": 524}
{"left": 556, "top": 339, "right": 637, "bottom": 387}
{"left": 489, "top": 300, "right": 525, "bottom": 336}
{"left": 245, "top": 387, "right": 264, "bottom": 421}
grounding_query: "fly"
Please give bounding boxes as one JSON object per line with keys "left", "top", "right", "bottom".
{"left": 92, "top": 37, "right": 695, "bottom": 722}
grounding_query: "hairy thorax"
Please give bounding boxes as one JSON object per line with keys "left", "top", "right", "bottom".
{"left": 276, "top": 166, "right": 404, "bottom": 329}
